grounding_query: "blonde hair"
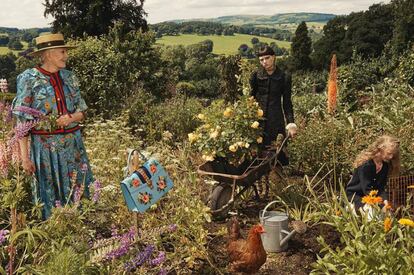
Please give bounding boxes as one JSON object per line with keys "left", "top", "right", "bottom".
{"left": 353, "top": 135, "right": 400, "bottom": 177}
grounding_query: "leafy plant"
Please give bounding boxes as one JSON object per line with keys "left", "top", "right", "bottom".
{"left": 189, "top": 95, "right": 263, "bottom": 166}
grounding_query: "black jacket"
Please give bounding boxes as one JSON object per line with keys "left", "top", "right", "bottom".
{"left": 346, "top": 159, "right": 389, "bottom": 209}
{"left": 250, "top": 66, "right": 294, "bottom": 146}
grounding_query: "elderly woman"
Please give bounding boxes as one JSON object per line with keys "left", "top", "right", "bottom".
{"left": 12, "top": 33, "right": 93, "bottom": 219}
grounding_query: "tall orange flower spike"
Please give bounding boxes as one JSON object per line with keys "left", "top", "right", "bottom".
{"left": 327, "top": 54, "right": 338, "bottom": 114}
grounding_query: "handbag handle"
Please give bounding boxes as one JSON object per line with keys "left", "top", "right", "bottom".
{"left": 124, "top": 149, "right": 148, "bottom": 177}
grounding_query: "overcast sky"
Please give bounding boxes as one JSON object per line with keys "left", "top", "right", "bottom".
{"left": 0, "top": 0, "right": 391, "bottom": 29}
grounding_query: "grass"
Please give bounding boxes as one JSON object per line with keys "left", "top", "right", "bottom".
{"left": 156, "top": 33, "right": 291, "bottom": 55}
{"left": 0, "top": 41, "right": 29, "bottom": 56}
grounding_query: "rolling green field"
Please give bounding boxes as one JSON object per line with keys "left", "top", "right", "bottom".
{"left": 0, "top": 41, "right": 28, "bottom": 55}
{"left": 156, "top": 33, "right": 291, "bottom": 55}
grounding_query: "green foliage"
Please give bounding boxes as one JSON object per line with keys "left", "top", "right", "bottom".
{"left": 292, "top": 70, "right": 327, "bottom": 95}
{"left": 290, "top": 72, "right": 414, "bottom": 176}
{"left": 391, "top": 0, "right": 414, "bottom": 53}
{"left": 337, "top": 54, "right": 381, "bottom": 108}
{"left": 303, "top": 178, "right": 414, "bottom": 274}
{"left": 291, "top": 21, "right": 312, "bottom": 71}
{"left": 42, "top": 246, "right": 89, "bottom": 275}
{"left": 395, "top": 48, "right": 414, "bottom": 86}
{"left": 128, "top": 92, "right": 204, "bottom": 144}
{"left": 68, "top": 28, "right": 165, "bottom": 117}
{"left": 44, "top": 0, "right": 147, "bottom": 38}
{"left": 0, "top": 53, "right": 16, "bottom": 80}
{"left": 218, "top": 55, "right": 242, "bottom": 102}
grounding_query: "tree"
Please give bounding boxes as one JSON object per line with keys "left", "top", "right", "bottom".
{"left": 43, "top": 0, "right": 148, "bottom": 38}
{"left": 291, "top": 21, "right": 312, "bottom": 71}
{"left": 0, "top": 53, "right": 16, "bottom": 80}
{"left": 312, "top": 16, "right": 347, "bottom": 70}
{"left": 251, "top": 37, "right": 259, "bottom": 45}
{"left": 0, "top": 35, "right": 9, "bottom": 46}
{"left": 7, "top": 36, "right": 23, "bottom": 50}
{"left": 391, "top": 0, "right": 414, "bottom": 53}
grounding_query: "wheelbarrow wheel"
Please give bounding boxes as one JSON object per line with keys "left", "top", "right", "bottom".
{"left": 209, "top": 184, "right": 232, "bottom": 219}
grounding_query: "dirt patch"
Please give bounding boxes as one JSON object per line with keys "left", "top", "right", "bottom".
{"left": 203, "top": 199, "right": 341, "bottom": 274}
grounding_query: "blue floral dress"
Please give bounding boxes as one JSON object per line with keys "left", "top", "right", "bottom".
{"left": 12, "top": 67, "right": 94, "bottom": 219}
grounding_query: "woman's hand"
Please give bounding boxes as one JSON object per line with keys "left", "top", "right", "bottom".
{"left": 22, "top": 158, "right": 35, "bottom": 174}
{"left": 56, "top": 114, "right": 74, "bottom": 127}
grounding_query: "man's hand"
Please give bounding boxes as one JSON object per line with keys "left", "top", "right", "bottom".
{"left": 286, "top": 123, "right": 298, "bottom": 138}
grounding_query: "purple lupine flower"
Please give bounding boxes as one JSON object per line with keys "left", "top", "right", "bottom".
{"left": 124, "top": 245, "right": 155, "bottom": 271}
{"left": 0, "top": 229, "right": 9, "bottom": 245}
{"left": 150, "top": 251, "right": 166, "bottom": 266}
{"left": 92, "top": 180, "right": 102, "bottom": 203}
{"left": 103, "top": 228, "right": 136, "bottom": 261}
{"left": 158, "top": 268, "right": 168, "bottom": 275}
{"left": 55, "top": 200, "right": 62, "bottom": 208}
{"left": 7, "top": 120, "right": 40, "bottom": 147}
{"left": 13, "top": 106, "right": 44, "bottom": 117}
{"left": 73, "top": 185, "right": 82, "bottom": 203}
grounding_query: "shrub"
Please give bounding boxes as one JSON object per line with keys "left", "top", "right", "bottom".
{"left": 189, "top": 95, "right": 263, "bottom": 165}
{"left": 128, "top": 93, "right": 204, "bottom": 144}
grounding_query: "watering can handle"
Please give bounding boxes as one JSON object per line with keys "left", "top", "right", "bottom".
{"left": 261, "top": 200, "right": 289, "bottom": 221}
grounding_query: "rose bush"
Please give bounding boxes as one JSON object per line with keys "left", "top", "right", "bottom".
{"left": 188, "top": 95, "right": 263, "bottom": 166}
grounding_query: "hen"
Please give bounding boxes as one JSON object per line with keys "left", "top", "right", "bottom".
{"left": 227, "top": 217, "right": 267, "bottom": 273}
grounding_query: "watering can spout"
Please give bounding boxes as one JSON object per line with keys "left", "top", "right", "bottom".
{"left": 279, "top": 229, "right": 296, "bottom": 248}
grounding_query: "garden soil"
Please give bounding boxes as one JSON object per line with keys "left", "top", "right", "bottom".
{"left": 202, "top": 200, "right": 341, "bottom": 275}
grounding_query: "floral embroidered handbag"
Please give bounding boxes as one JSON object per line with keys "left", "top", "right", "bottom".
{"left": 121, "top": 149, "right": 174, "bottom": 212}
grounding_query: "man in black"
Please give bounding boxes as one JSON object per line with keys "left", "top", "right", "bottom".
{"left": 250, "top": 45, "right": 297, "bottom": 165}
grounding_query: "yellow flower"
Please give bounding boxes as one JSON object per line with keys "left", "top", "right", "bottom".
{"left": 188, "top": 133, "right": 198, "bottom": 143}
{"left": 197, "top": 113, "right": 205, "bottom": 120}
{"left": 257, "top": 137, "right": 263, "bottom": 144}
{"left": 362, "top": 190, "right": 383, "bottom": 205}
{"left": 251, "top": 121, "right": 259, "bottom": 129}
{"left": 223, "top": 107, "right": 233, "bottom": 117}
{"left": 369, "top": 190, "right": 378, "bottom": 197}
{"left": 398, "top": 218, "right": 414, "bottom": 228}
{"left": 361, "top": 195, "right": 383, "bottom": 205}
{"left": 245, "top": 142, "right": 250, "bottom": 148}
{"left": 229, "top": 145, "right": 237, "bottom": 152}
{"left": 202, "top": 154, "right": 215, "bottom": 162}
{"left": 237, "top": 141, "right": 244, "bottom": 147}
{"left": 209, "top": 131, "right": 219, "bottom": 139}
{"left": 257, "top": 109, "right": 263, "bottom": 117}
{"left": 384, "top": 217, "right": 392, "bottom": 232}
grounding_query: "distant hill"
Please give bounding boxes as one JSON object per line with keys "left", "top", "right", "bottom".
{"left": 170, "top": 13, "right": 336, "bottom": 25}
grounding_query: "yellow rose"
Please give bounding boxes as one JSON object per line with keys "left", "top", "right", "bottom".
{"left": 210, "top": 131, "right": 219, "bottom": 139}
{"left": 197, "top": 113, "right": 205, "bottom": 120}
{"left": 251, "top": 121, "right": 260, "bottom": 129}
{"left": 257, "top": 109, "right": 263, "bottom": 117}
{"left": 206, "top": 155, "right": 215, "bottom": 161}
{"left": 223, "top": 107, "right": 233, "bottom": 117}
{"left": 188, "top": 133, "right": 198, "bottom": 143}
{"left": 229, "top": 145, "right": 237, "bottom": 152}
{"left": 257, "top": 137, "right": 263, "bottom": 144}
{"left": 245, "top": 142, "right": 250, "bottom": 148}
{"left": 237, "top": 141, "right": 244, "bottom": 147}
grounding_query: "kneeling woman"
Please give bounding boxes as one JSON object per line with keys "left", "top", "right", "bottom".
{"left": 346, "top": 135, "right": 400, "bottom": 211}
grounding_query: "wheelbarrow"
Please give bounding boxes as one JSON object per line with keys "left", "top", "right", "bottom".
{"left": 197, "top": 135, "right": 289, "bottom": 218}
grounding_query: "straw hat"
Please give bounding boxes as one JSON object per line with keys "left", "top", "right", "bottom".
{"left": 29, "top": 33, "right": 76, "bottom": 56}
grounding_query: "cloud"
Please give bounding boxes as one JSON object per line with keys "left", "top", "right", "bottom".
{"left": 145, "top": 0, "right": 391, "bottom": 23}
{"left": 0, "top": 0, "right": 391, "bottom": 29}
{"left": 0, "top": 0, "right": 52, "bottom": 28}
